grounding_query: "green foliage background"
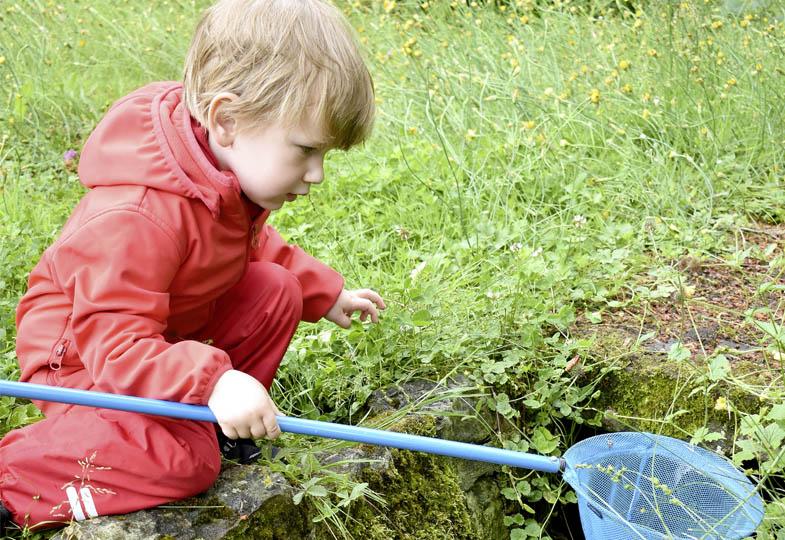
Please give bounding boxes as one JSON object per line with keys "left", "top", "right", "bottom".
{"left": 1, "top": 0, "right": 784, "bottom": 538}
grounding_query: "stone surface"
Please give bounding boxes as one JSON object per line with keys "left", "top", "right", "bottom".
{"left": 53, "top": 465, "right": 295, "bottom": 540}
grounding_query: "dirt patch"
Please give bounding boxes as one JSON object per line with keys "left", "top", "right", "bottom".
{"left": 575, "top": 226, "right": 784, "bottom": 383}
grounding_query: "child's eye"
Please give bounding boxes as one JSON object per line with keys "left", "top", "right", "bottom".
{"left": 298, "top": 145, "right": 316, "bottom": 154}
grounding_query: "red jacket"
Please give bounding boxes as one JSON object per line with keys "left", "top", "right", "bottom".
{"left": 15, "top": 82, "right": 343, "bottom": 406}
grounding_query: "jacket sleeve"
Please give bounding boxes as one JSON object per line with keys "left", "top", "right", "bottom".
{"left": 251, "top": 223, "right": 344, "bottom": 322}
{"left": 49, "top": 207, "right": 232, "bottom": 404}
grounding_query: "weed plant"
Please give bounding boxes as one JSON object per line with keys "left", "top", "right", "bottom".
{"left": 1, "top": 0, "right": 784, "bottom": 538}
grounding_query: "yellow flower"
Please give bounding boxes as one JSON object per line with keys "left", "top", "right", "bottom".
{"left": 465, "top": 129, "right": 476, "bottom": 142}
{"left": 619, "top": 59, "right": 630, "bottom": 70}
{"left": 648, "top": 48, "right": 658, "bottom": 56}
{"left": 740, "top": 19, "right": 749, "bottom": 28}
{"left": 0, "top": 57, "right": 5, "bottom": 65}
{"left": 642, "top": 109, "right": 650, "bottom": 119}
{"left": 523, "top": 120, "right": 536, "bottom": 129}
{"left": 621, "top": 84, "right": 632, "bottom": 93}
{"left": 714, "top": 396, "right": 728, "bottom": 411}
{"left": 712, "top": 20, "right": 723, "bottom": 29}
{"left": 727, "top": 77, "right": 737, "bottom": 86}
{"left": 590, "top": 88, "right": 600, "bottom": 103}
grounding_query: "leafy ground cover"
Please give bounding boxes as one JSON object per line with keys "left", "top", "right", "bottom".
{"left": 1, "top": 0, "right": 784, "bottom": 538}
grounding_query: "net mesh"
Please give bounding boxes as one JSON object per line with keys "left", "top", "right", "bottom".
{"left": 562, "top": 432, "right": 763, "bottom": 540}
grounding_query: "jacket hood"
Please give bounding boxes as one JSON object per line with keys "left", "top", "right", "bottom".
{"left": 78, "top": 82, "right": 240, "bottom": 217}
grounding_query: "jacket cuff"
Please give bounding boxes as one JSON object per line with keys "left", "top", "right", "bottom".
{"left": 300, "top": 263, "right": 344, "bottom": 323}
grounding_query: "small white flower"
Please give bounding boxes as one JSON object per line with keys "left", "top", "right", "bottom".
{"left": 486, "top": 291, "right": 502, "bottom": 299}
{"left": 531, "top": 247, "right": 543, "bottom": 258}
{"left": 573, "top": 215, "right": 587, "bottom": 229}
{"left": 509, "top": 242, "right": 523, "bottom": 253}
{"left": 410, "top": 260, "right": 427, "bottom": 279}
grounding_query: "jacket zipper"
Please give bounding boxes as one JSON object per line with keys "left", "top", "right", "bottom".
{"left": 50, "top": 340, "right": 68, "bottom": 371}
{"left": 250, "top": 223, "right": 260, "bottom": 250}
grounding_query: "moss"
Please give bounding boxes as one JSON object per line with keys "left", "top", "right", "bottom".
{"left": 223, "top": 414, "right": 490, "bottom": 539}
{"left": 586, "top": 328, "right": 760, "bottom": 442}
{"left": 191, "top": 497, "right": 235, "bottom": 526}
{"left": 223, "top": 493, "right": 309, "bottom": 540}
{"left": 334, "top": 414, "right": 481, "bottom": 540}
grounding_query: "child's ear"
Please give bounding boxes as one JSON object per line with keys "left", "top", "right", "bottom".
{"left": 207, "top": 92, "right": 239, "bottom": 147}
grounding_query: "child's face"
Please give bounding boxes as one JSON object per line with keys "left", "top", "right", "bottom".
{"left": 211, "top": 114, "right": 331, "bottom": 211}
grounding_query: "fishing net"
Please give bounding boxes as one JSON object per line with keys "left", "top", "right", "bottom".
{"left": 562, "top": 432, "right": 764, "bottom": 540}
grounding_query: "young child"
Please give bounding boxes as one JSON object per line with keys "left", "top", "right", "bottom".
{"left": 0, "top": 0, "right": 384, "bottom": 532}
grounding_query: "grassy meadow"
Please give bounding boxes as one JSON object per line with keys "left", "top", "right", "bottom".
{"left": 1, "top": 0, "right": 784, "bottom": 538}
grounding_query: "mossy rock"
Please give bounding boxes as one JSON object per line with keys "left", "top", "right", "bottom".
{"left": 334, "top": 415, "right": 485, "bottom": 540}
{"left": 582, "top": 326, "right": 762, "bottom": 451}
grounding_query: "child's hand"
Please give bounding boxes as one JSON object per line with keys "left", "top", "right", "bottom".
{"left": 208, "top": 369, "right": 282, "bottom": 440}
{"left": 325, "top": 288, "right": 386, "bottom": 329}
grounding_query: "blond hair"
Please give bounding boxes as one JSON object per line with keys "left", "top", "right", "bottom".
{"left": 183, "top": 0, "right": 375, "bottom": 150}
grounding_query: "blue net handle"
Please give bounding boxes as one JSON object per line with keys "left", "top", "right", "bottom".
{"left": 0, "top": 380, "right": 564, "bottom": 472}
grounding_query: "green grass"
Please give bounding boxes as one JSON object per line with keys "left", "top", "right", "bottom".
{"left": 1, "top": 0, "right": 784, "bottom": 538}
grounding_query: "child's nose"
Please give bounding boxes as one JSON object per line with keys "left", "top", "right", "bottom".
{"left": 304, "top": 157, "right": 324, "bottom": 184}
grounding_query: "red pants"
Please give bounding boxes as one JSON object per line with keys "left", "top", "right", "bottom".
{"left": 0, "top": 262, "right": 302, "bottom": 529}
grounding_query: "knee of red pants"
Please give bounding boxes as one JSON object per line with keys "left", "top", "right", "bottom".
{"left": 0, "top": 409, "right": 221, "bottom": 529}
{"left": 194, "top": 262, "right": 303, "bottom": 387}
{"left": 233, "top": 261, "right": 304, "bottom": 329}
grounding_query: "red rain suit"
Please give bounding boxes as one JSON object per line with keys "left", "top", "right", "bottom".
{"left": 0, "top": 82, "right": 343, "bottom": 529}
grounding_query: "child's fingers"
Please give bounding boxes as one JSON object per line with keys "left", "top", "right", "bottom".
{"left": 353, "top": 297, "right": 379, "bottom": 323}
{"left": 263, "top": 413, "right": 281, "bottom": 440}
{"left": 235, "top": 424, "right": 252, "bottom": 439}
{"left": 219, "top": 423, "right": 239, "bottom": 440}
{"left": 338, "top": 314, "right": 352, "bottom": 328}
{"left": 354, "top": 289, "right": 386, "bottom": 309}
